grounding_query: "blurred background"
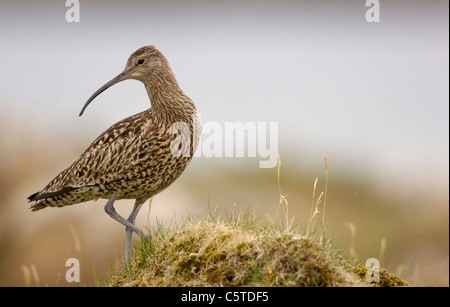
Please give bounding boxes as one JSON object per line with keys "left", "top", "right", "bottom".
{"left": 0, "top": 0, "right": 448, "bottom": 286}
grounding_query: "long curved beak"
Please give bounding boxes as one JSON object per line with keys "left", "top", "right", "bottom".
{"left": 79, "top": 70, "right": 130, "bottom": 116}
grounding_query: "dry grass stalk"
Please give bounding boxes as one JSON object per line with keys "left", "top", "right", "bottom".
{"left": 275, "top": 153, "right": 290, "bottom": 230}
{"left": 344, "top": 221, "right": 357, "bottom": 258}
{"left": 68, "top": 223, "right": 82, "bottom": 254}
{"left": 322, "top": 155, "right": 329, "bottom": 229}
{"left": 306, "top": 177, "right": 324, "bottom": 236}
{"left": 21, "top": 264, "right": 40, "bottom": 287}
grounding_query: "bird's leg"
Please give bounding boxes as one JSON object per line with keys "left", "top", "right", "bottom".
{"left": 124, "top": 197, "right": 148, "bottom": 264}
{"left": 104, "top": 194, "right": 149, "bottom": 240}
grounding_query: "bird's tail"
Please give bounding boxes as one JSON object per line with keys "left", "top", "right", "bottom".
{"left": 27, "top": 186, "right": 95, "bottom": 211}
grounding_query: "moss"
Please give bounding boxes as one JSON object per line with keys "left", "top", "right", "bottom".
{"left": 105, "top": 221, "right": 407, "bottom": 287}
{"left": 353, "top": 264, "right": 409, "bottom": 287}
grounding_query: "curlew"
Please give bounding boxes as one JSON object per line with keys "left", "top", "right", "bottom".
{"left": 28, "top": 46, "right": 201, "bottom": 264}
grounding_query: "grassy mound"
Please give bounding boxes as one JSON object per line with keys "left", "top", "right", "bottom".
{"left": 105, "top": 157, "right": 409, "bottom": 287}
{"left": 105, "top": 219, "right": 408, "bottom": 287}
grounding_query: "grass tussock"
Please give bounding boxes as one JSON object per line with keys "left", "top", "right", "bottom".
{"left": 105, "top": 155, "right": 408, "bottom": 287}
{"left": 107, "top": 219, "right": 360, "bottom": 287}
{"left": 105, "top": 216, "right": 407, "bottom": 287}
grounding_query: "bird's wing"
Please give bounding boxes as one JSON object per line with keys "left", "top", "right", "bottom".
{"left": 28, "top": 109, "right": 158, "bottom": 209}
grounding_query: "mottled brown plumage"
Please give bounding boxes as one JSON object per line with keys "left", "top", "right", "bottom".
{"left": 28, "top": 46, "right": 200, "bottom": 262}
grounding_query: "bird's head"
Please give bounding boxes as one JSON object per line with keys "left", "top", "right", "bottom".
{"left": 79, "top": 45, "right": 169, "bottom": 116}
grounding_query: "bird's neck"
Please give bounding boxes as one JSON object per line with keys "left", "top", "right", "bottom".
{"left": 144, "top": 70, "right": 197, "bottom": 127}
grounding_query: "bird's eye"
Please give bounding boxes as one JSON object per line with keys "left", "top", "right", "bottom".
{"left": 137, "top": 59, "right": 145, "bottom": 65}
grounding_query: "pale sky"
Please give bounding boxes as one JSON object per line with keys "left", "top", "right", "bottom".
{"left": 1, "top": 0, "right": 448, "bottom": 198}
